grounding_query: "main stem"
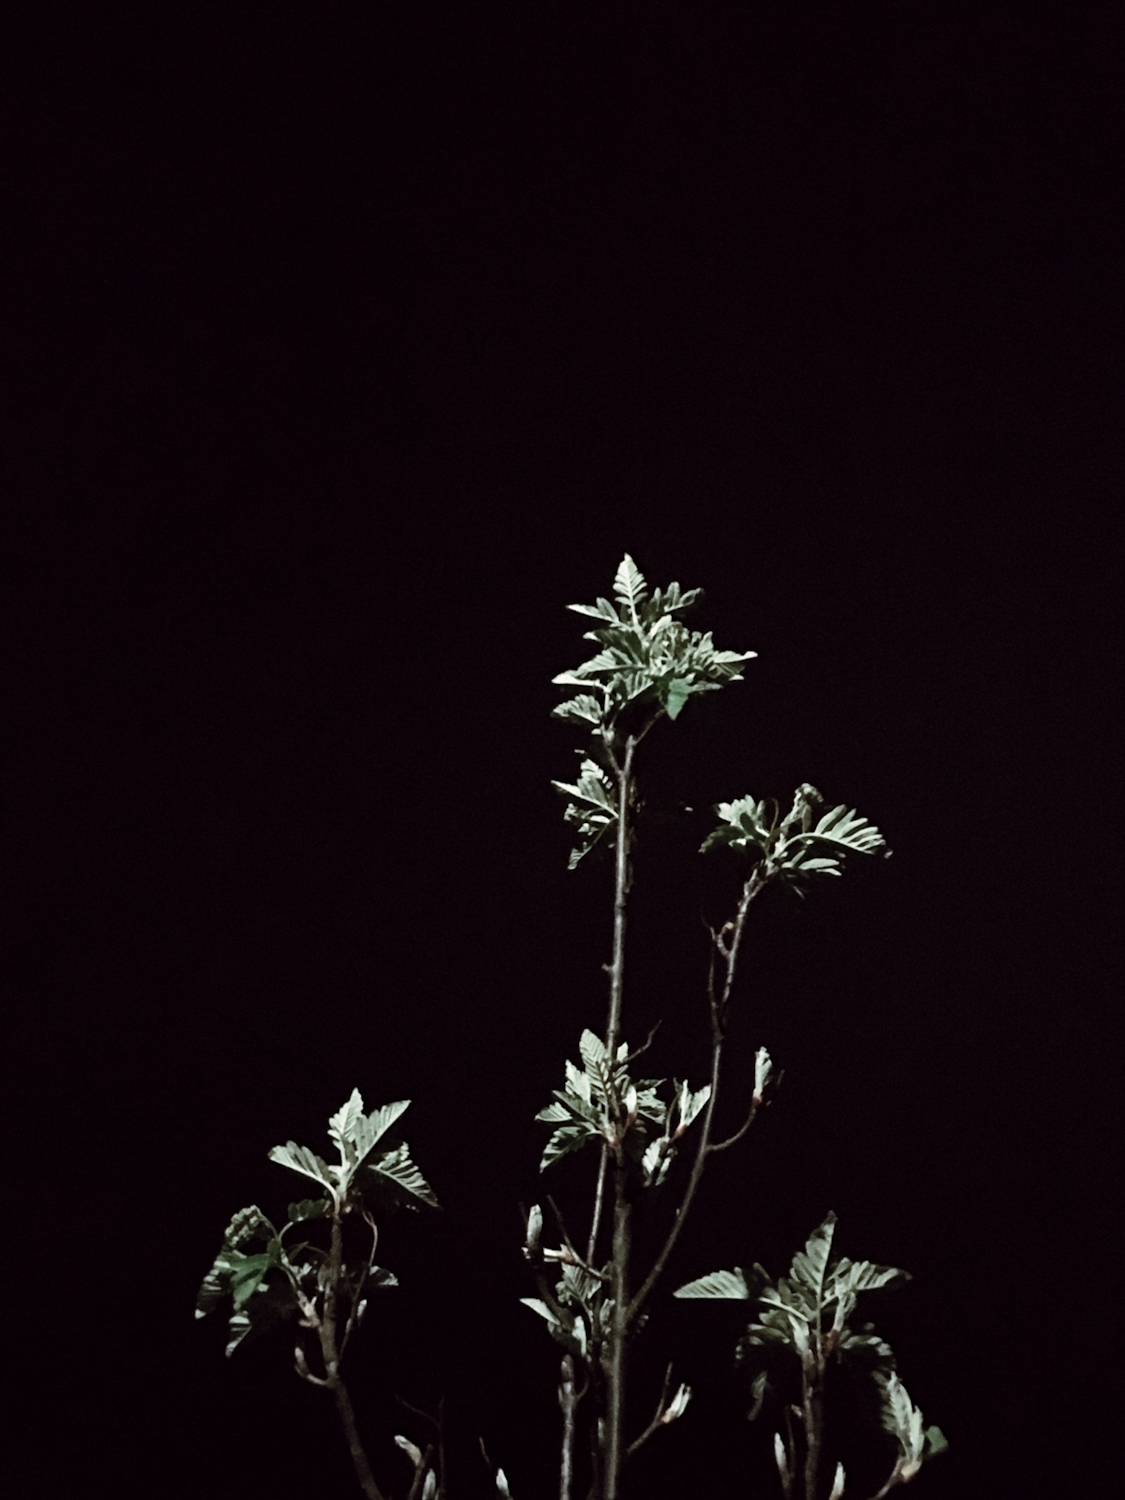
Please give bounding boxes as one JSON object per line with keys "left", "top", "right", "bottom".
{"left": 602, "top": 733, "right": 636, "bottom": 1500}
{"left": 321, "top": 1209, "right": 387, "bottom": 1500}
{"left": 802, "top": 1349, "right": 825, "bottom": 1500}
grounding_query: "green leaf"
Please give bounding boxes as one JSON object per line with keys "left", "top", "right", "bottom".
{"left": 357, "top": 1142, "right": 439, "bottom": 1211}
{"left": 287, "top": 1197, "right": 329, "bottom": 1224}
{"left": 519, "top": 1297, "right": 587, "bottom": 1360}
{"left": 673, "top": 1268, "right": 753, "bottom": 1300}
{"left": 790, "top": 1213, "right": 837, "bottom": 1310}
{"left": 613, "top": 554, "right": 649, "bottom": 621}
{"left": 327, "top": 1089, "right": 366, "bottom": 1156}
{"left": 196, "top": 1206, "right": 276, "bottom": 1319}
{"left": 663, "top": 677, "right": 692, "bottom": 720}
{"left": 267, "top": 1141, "right": 336, "bottom": 1194}
{"left": 230, "top": 1253, "right": 273, "bottom": 1312}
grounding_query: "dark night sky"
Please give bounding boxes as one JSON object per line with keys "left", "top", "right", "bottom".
{"left": 6, "top": 4, "right": 1119, "bottom": 1498}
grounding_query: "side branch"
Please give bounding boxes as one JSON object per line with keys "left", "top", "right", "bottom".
{"left": 625, "top": 1362, "right": 674, "bottom": 1458}
{"left": 627, "top": 870, "right": 766, "bottom": 1322}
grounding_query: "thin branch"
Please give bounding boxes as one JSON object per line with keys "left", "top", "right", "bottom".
{"left": 396, "top": 1395, "right": 442, "bottom": 1435}
{"left": 708, "top": 1096, "right": 760, "bottom": 1154}
{"left": 405, "top": 1444, "right": 435, "bottom": 1500}
{"left": 625, "top": 1362, "right": 674, "bottom": 1459}
{"left": 627, "top": 872, "right": 767, "bottom": 1323}
{"left": 586, "top": 1140, "right": 609, "bottom": 1264}
{"left": 559, "top": 1355, "right": 577, "bottom": 1500}
{"left": 621, "top": 1019, "right": 662, "bottom": 1067}
{"left": 546, "top": 1195, "right": 610, "bottom": 1279}
{"left": 339, "top": 1211, "right": 379, "bottom": 1358}
{"left": 293, "top": 1342, "right": 329, "bottom": 1386}
{"left": 866, "top": 1463, "right": 906, "bottom": 1500}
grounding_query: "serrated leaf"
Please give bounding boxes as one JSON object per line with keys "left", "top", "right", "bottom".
{"left": 196, "top": 1207, "right": 275, "bottom": 1318}
{"left": 663, "top": 677, "right": 692, "bottom": 720}
{"left": 230, "top": 1253, "right": 273, "bottom": 1312}
{"left": 613, "top": 554, "right": 649, "bottom": 620}
{"left": 673, "top": 1268, "right": 752, "bottom": 1300}
{"left": 790, "top": 1214, "right": 837, "bottom": 1309}
{"left": 358, "top": 1143, "right": 439, "bottom": 1210}
{"left": 287, "top": 1197, "right": 329, "bottom": 1224}
{"left": 268, "top": 1142, "right": 336, "bottom": 1194}
{"left": 519, "top": 1297, "right": 587, "bottom": 1359}
{"left": 327, "top": 1089, "right": 366, "bottom": 1157}
{"left": 566, "top": 596, "right": 621, "bottom": 624}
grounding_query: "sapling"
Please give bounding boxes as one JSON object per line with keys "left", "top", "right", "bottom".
{"left": 520, "top": 555, "right": 939, "bottom": 1500}
{"left": 197, "top": 554, "right": 944, "bottom": 1500}
{"left": 195, "top": 1092, "right": 440, "bottom": 1500}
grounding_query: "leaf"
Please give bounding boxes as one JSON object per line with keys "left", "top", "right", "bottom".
{"left": 230, "top": 1253, "right": 273, "bottom": 1312}
{"left": 566, "top": 596, "right": 622, "bottom": 624}
{"left": 344, "top": 1100, "right": 412, "bottom": 1178}
{"left": 287, "top": 1197, "right": 329, "bottom": 1224}
{"left": 753, "top": 1047, "right": 772, "bottom": 1103}
{"left": 222, "top": 1277, "right": 300, "bottom": 1358}
{"left": 357, "top": 1143, "right": 439, "bottom": 1210}
{"left": 663, "top": 677, "right": 692, "bottom": 720}
{"left": 395, "top": 1436, "right": 424, "bottom": 1469}
{"left": 673, "top": 1268, "right": 753, "bottom": 1300}
{"left": 613, "top": 554, "right": 649, "bottom": 621}
{"left": 519, "top": 1297, "right": 587, "bottom": 1360}
{"left": 747, "top": 1370, "right": 769, "bottom": 1421}
{"left": 327, "top": 1089, "right": 366, "bottom": 1158}
{"left": 196, "top": 1206, "right": 275, "bottom": 1318}
{"left": 661, "top": 1383, "right": 692, "bottom": 1423}
{"left": 268, "top": 1142, "right": 336, "bottom": 1195}
{"left": 790, "top": 1213, "right": 837, "bottom": 1311}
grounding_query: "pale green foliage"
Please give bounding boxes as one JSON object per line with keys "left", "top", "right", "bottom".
{"left": 701, "top": 785, "right": 888, "bottom": 895}
{"left": 550, "top": 758, "right": 620, "bottom": 871}
{"left": 675, "top": 1212, "right": 905, "bottom": 1361}
{"left": 676, "top": 1215, "right": 946, "bottom": 1487}
{"left": 551, "top": 554, "right": 756, "bottom": 867}
{"left": 876, "top": 1370, "right": 949, "bottom": 1483}
{"left": 196, "top": 1092, "right": 435, "bottom": 1358}
{"left": 534, "top": 1028, "right": 709, "bottom": 1184}
{"left": 269, "top": 1088, "right": 437, "bottom": 1212}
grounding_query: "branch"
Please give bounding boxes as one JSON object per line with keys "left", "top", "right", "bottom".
{"left": 294, "top": 1341, "right": 329, "bottom": 1386}
{"left": 625, "top": 1362, "right": 674, "bottom": 1459}
{"left": 621, "top": 1019, "right": 662, "bottom": 1067}
{"left": 405, "top": 1445, "right": 436, "bottom": 1500}
{"left": 546, "top": 1195, "right": 610, "bottom": 1280}
{"left": 339, "top": 1210, "right": 379, "bottom": 1358}
{"left": 708, "top": 1097, "right": 760, "bottom": 1154}
{"left": 627, "top": 872, "right": 767, "bottom": 1322}
{"left": 586, "top": 1144, "right": 609, "bottom": 1265}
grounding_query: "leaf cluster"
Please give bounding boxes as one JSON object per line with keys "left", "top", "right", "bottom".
{"left": 551, "top": 555, "right": 756, "bottom": 867}
{"left": 195, "top": 1092, "right": 436, "bottom": 1358}
{"left": 270, "top": 1090, "right": 438, "bottom": 1214}
{"left": 535, "top": 1029, "right": 710, "bottom": 1187}
{"left": 675, "top": 1214, "right": 946, "bottom": 1485}
{"left": 700, "top": 785, "right": 888, "bottom": 895}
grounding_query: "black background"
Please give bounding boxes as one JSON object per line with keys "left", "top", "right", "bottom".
{"left": 6, "top": 3, "right": 1120, "bottom": 1498}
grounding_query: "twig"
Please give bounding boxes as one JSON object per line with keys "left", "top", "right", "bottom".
{"left": 627, "top": 872, "right": 767, "bottom": 1323}
{"left": 405, "top": 1444, "right": 435, "bottom": 1500}
{"left": 621, "top": 1020, "right": 662, "bottom": 1067}
{"left": 339, "top": 1211, "right": 379, "bottom": 1358}
{"left": 559, "top": 1355, "right": 577, "bottom": 1500}
{"left": 625, "top": 1363, "right": 674, "bottom": 1459}
{"left": 708, "top": 1097, "right": 760, "bottom": 1154}
{"left": 586, "top": 1142, "right": 609, "bottom": 1264}
{"left": 546, "top": 1195, "right": 610, "bottom": 1280}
